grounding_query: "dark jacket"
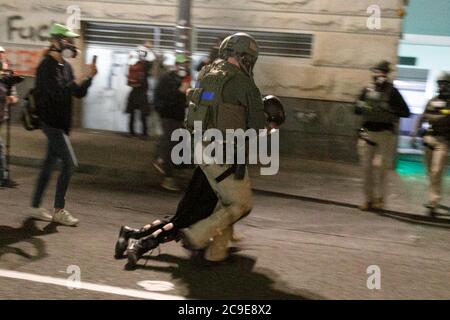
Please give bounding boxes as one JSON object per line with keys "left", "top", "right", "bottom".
{"left": 154, "top": 71, "right": 186, "bottom": 121}
{"left": 34, "top": 55, "right": 92, "bottom": 134}
{"left": 125, "top": 60, "right": 152, "bottom": 115}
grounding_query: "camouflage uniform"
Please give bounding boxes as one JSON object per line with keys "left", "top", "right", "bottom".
{"left": 183, "top": 34, "right": 266, "bottom": 261}
{"left": 413, "top": 73, "right": 450, "bottom": 209}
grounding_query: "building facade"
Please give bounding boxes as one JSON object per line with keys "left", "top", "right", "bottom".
{"left": 0, "top": 0, "right": 407, "bottom": 161}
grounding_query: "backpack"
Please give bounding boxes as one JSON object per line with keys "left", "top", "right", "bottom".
{"left": 21, "top": 89, "right": 41, "bottom": 131}
{"left": 127, "top": 61, "right": 146, "bottom": 88}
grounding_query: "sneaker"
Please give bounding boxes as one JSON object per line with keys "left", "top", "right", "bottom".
{"left": 30, "top": 207, "right": 53, "bottom": 222}
{"left": 161, "top": 177, "right": 181, "bottom": 192}
{"left": 53, "top": 209, "right": 79, "bottom": 226}
{"left": 152, "top": 159, "right": 166, "bottom": 175}
{"left": 1, "top": 179, "right": 18, "bottom": 188}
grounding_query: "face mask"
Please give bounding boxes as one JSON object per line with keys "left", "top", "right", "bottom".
{"left": 373, "top": 76, "right": 387, "bottom": 85}
{"left": 177, "top": 68, "right": 187, "bottom": 78}
{"left": 439, "top": 84, "right": 450, "bottom": 98}
{"left": 61, "top": 48, "right": 77, "bottom": 59}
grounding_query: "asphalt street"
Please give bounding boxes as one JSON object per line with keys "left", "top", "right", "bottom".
{"left": 0, "top": 165, "right": 449, "bottom": 299}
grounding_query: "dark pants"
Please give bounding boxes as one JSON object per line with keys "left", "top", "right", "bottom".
{"left": 155, "top": 117, "right": 182, "bottom": 177}
{"left": 129, "top": 110, "right": 148, "bottom": 136}
{"left": 32, "top": 125, "right": 77, "bottom": 209}
{"left": 0, "top": 135, "right": 6, "bottom": 181}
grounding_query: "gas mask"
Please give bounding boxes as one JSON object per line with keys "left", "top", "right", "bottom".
{"left": 52, "top": 38, "right": 79, "bottom": 59}
{"left": 438, "top": 81, "right": 450, "bottom": 99}
{"left": 238, "top": 53, "right": 257, "bottom": 78}
{"left": 177, "top": 66, "right": 188, "bottom": 78}
{"left": 373, "top": 75, "right": 387, "bottom": 86}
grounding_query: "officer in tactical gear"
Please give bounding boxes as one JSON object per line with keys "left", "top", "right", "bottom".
{"left": 114, "top": 94, "right": 285, "bottom": 268}
{"left": 355, "top": 60, "right": 410, "bottom": 211}
{"left": 411, "top": 72, "right": 450, "bottom": 215}
{"left": 124, "top": 33, "right": 270, "bottom": 267}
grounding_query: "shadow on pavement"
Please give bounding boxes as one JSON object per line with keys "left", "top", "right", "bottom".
{"left": 255, "top": 189, "right": 450, "bottom": 229}
{"left": 137, "top": 253, "right": 322, "bottom": 300}
{"left": 0, "top": 218, "right": 58, "bottom": 261}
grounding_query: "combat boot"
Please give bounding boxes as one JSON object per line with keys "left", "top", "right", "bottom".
{"left": 126, "top": 236, "right": 159, "bottom": 269}
{"left": 372, "top": 198, "right": 384, "bottom": 210}
{"left": 114, "top": 221, "right": 164, "bottom": 259}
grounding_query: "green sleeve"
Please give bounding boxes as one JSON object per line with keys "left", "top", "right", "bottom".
{"left": 246, "top": 82, "right": 266, "bottom": 130}
{"left": 222, "top": 73, "right": 266, "bottom": 130}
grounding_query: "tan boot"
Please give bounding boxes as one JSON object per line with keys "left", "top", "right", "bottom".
{"left": 372, "top": 198, "right": 384, "bottom": 210}
{"left": 359, "top": 202, "right": 372, "bottom": 211}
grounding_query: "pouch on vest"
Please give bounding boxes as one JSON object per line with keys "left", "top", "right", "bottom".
{"left": 186, "top": 61, "right": 239, "bottom": 133}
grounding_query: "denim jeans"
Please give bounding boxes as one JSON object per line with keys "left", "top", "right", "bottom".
{"left": 32, "top": 125, "right": 78, "bottom": 209}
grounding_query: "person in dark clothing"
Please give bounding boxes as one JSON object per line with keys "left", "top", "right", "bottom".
{"left": 126, "top": 46, "right": 152, "bottom": 139}
{"left": 0, "top": 46, "right": 19, "bottom": 188}
{"left": 114, "top": 166, "right": 219, "bottom": 265}
{"left": 30, "top": 24, "right": 97, "bottom": 226}
{"left": 152, "top": 54, "right": 190, "bottom": 191}
{"left": 355, "top": 60, "right": 410, "bottom": 211}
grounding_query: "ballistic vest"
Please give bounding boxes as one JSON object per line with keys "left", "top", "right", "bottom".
{"left": 424, "top": 97, "right": 450, "bottom": 138}
{"left": 362, "top": 83, "right": 398, "bottom": 125}
{"left": 186, "top": 60, "right": 247, "bottom": 135}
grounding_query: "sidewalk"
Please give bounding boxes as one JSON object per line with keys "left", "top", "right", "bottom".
{"left": 4, "top": 125, "right": 450, "bottom": 221}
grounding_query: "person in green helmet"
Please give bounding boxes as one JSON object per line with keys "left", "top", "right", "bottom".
{"left": 411, "top": 72, "right": 450, "bottom": 215}
{"left": 30, "top": 24, "right": 97, "bottom": 226}
{"left": 152, "top": 53, "right": 191, "bottom": 191}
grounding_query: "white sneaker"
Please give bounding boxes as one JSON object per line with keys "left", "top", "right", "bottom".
{"left": 152, "top": 158, "right": 166, "bottom": 175}
{"left": 53, "top": 209, "right": 79, "bottom": 226}
{"left": 30, "top": 207, "right": 53, "bottom": 222}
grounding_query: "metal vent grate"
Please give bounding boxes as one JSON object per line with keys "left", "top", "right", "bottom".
{"left": 85, "top": 22, "right": 175, "bottom": 49}
{"left": 196, "top": 28, "right": 313, "bottom": 58}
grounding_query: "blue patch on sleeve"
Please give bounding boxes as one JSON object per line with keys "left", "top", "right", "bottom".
{"left": 201, "top": 91, "right": 215, "bottom": 101}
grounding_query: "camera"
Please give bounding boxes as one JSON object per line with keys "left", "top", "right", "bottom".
{"left": 0, "top": 70, "right": 24, "bottom": 93}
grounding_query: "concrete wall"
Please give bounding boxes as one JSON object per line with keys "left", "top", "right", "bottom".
{"left": 0, "top": 0, "right": 406, "bottom": 161}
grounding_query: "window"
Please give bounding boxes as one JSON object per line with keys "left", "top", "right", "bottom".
{"left": 84, "top": 22, "right": 175, "bottom": 49}
{"left": 195, "top": 28, "right": 313, "bottom": 58}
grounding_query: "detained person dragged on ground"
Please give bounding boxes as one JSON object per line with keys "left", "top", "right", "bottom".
{"left": 114, "top": 33, "right": 286, "bottom": 269}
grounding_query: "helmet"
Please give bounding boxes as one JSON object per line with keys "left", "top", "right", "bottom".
{"left": 175, "top": 53, "right": 189, "bottom": 64}
{"left": 49, "top": 23, "right": 79, "bottom": 38}
{"left": 437, "top": 72, "right": 450, "bottom": 83}
{"left": 372, "top": 60, "right": 392, "bottom": 74}
{"left": 0, "top": 46, "right": 5, "bottom": 53}
{"left": 263, "top": 95, "right": 286, "bottom": 125}
{"left": 219, "top": 33, "right": 259, "bottom": 76}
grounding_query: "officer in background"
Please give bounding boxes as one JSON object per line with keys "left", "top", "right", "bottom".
{"left": 0, "top": 46, "right": 19, "bottom": 188}
{"left": 355, "top": 60, "right": 410, "bottom": 211}
{"left": 126, "top": 33, "right": 269, "bottom": 266}
{"left": 411, "top": 72, "right": 450, "bottom": 215}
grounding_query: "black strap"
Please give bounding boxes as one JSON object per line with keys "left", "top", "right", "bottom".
{"left": 423, "top": 142, "right": 436, "bottom": 151}
{"left": 215, "top": 164, "right": 237, "bottom": 183}
{"left": 361, "top": 137, "right": 377, "bottom": 147}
